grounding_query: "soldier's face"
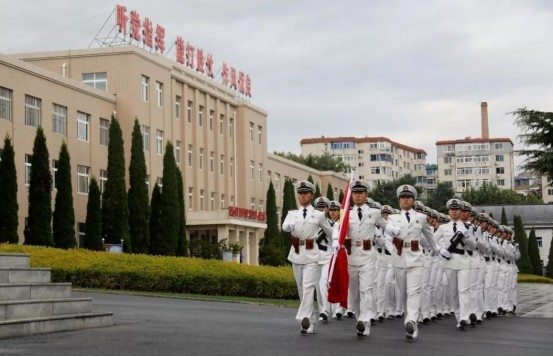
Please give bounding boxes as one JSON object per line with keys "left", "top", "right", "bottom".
{"left": 329, "top": 209, "right": 340, "bottom": 221}
{"left": 480, "top": 222, "right": 489, "bottom": 230}
{"left": 352, "top": 191, "right": 367, "bottom": 205}
{"left": 448, "top": 208, "right": 461, "bottom": 220}
{"left": 460, "top": 210, "right": 470, "bottom": 220}
{"left": 398, "top": 196, "right": 414, "bottom": 210}
{"left": 298, "top": 192, "right": 312, "bottom": 206}
{"left": 316, "top": 206, "right": 328, "bottom": 213}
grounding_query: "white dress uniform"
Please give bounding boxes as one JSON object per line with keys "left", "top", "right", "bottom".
{"left": 497, "top": 233, "right": 512, "bottom": 314}
{"left": 282, "top": 181, "right": 333, "bottom": 335}
{"left": 374, "top": 222, "right": 393, "bottom": 320}
{"left": 465, "top": 219, "right": 480, "bottom": 325}
{"left": 435, "top": 200, "right": 477, "bottom": 329}
{"left": 474, "top": 224, "right": 490, "bottom": 322}
{"left": 316, "top": 216, "right": 336, "bottom": 321}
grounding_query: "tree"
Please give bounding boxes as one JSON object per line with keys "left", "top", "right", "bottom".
{"left": 259, "top": 181, "right": 286, "bottom": 266}
{"left": 281, "top": 179, "right": 295, "bottom": 254}
{"left": 52, "top": 142, "right": 76, "bottom": 249}
{"left": 149, "top": 183, "right": 162, "bottom": 254}
{"left": 84, "top": 177, "right": 103, "bottom": 251}
{"left": 424, "top": 182, "right": 455, "bottom": 214}
{"left": 128, "top": 119, "right": 150, "bottom": 254}
{"left": 25, "top": 127, "right": 53, "bottom": 247}
{"left": 307, "top": 175, "right": 314, "bottom": 184}
{"left": 326, "top": 183, "right": 334, "bottom": 201}
{"left": 369, "top": 175, "right": 419, "bottom": 207}
{"left": 102, "top": 115, "right": 130, "bottom": 251}
{"left": 338, "top": 189, "right": 344, "bottom": 204}
{"left": 175, "top": 167, "right": 188, "bottom": 256}
{"left": 511, "top": 108, "right": 553, "bottom": 182}
{"left": 527, "top": 228, "right": 542, "bottom": 276}
{"left": 513, "top": 215, "right": 532, "bottom": 274}
{"left": 313, "top": 183, "right": 322, "bottom": 205}
{"left": 0, "top": 136, "right": 18, "bottom": 243}
{"left": 153, "top": 142, "right": 179, "bottom": 256}
{"left": 462, "top": 183, "right": 542, "bottom": 205}
{"left": 500, "top": 207, "right": 508, "bottom": 226}
{"left": 546, "top": 237, "right": 553, "bottom": 279}
{"left": 273, "top": 151, "right": 350, "bottom": 172}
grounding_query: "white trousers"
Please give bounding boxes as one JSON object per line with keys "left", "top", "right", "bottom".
{"left": 444, "top": 268, "right": 471, "bottom": 323}
{"left": 348, "top": 263, "right": 376, "bottom": 323}
{"left": 428, "top": 257, "right": 439, "bottom": 317}
{"left": 385, "top": 266, "right": 397, "bottom": 315}
{"left": 293, "top": 263, "right": 320, "bottom": 325}
{"left": 497, "top": 262, "right": 510, "bottom": 310}
{"left": 375, "top": 264, "right": 387, "bottom": 317}
{"left": 317, "top": 261, "right": 331, "bottom": 315}
{"left": 394, "top": 266, "right": 423, "bottom": 325}
{"left": 468, "top": 265, "right": 479, "bottom": 317}
{"left": 420, "top": 256, "right": 433, "bottom": 320}
{"left": 476, "top": 260, "right": 486, "bottom": 319}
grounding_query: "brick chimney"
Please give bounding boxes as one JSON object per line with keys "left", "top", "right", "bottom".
{"left": 481, "top": 102, "right": 489, "bottom": 139}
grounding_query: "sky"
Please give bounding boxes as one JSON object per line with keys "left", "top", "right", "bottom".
{"left": 2, "top": 0, "right": 553, "bottom": 170}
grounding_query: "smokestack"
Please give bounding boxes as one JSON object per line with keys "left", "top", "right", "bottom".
{"left": 481, "top": 102, "right": 489, "bottom": 139}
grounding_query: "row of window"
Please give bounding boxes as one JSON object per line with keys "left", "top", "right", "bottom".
{"left": 444, "top": 167, "right": 505, "bottom": 176}
{"left": 443, "top": 143, "right": 505, "bottom": 153}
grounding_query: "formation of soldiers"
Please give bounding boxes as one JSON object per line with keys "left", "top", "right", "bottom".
{"left": 282, "top": 179, "right": 521, "bottom": 340}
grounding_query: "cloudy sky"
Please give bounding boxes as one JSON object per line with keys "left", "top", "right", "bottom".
{"left": 3, "top": 0, "right": 552, "bottom": 169}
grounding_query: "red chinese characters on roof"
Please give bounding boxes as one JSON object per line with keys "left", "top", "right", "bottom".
{"left": 116, "top": 5, "right": 128, "bottom": 35}
{"left": 175, "top": 36, "right": 185, "bottom": 65}
{"left": 142, "top": 17, "right": 153, "bottom": 48}
{"left": 155, "top": 24, "right": 165, "bottom": 53}
{"left": 129, "top": 10, "right": 141, "bottom": 41}
{"left": 185, "top": 42, "right": 195, "bottom": 69}
{"left": 221, "top": 62, "right": 230, "bottom": 86}
{"left": 206, "top": 53, "right": 214, "bottom": 78}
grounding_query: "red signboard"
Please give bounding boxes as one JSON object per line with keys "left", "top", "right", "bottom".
{"left": 228, "top": 206, "right": 265, "bottom": 222}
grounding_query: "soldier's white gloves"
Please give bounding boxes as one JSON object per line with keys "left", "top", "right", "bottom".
{"left": 439, "top": 247, "right": 451, "bottom": 259}
{"left": 284, "top": 222, "right": 295, "bottom": 232}
{"left": 458, "top": 224, "right": 469, "bottom": 237}
{"left": 389, "top": 225, "right": 401, "bottom": 237}
{"left": 374, "top": 227, "right": 382, "bottom": 239}
{"left": 332, "top": 239, "right": 340, "bottom": 251}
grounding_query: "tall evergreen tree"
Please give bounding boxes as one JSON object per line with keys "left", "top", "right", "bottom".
{"left": 546, "top": 236, "right": 553, "bottom": 279}
{"left": 175, "top": 167, "right": 188, "bottom": 256}
{"left": 425, "top": 182, "right": 456, "bottom": 214}
{"left": 102, "top": 115, "right": 130, "bottom": 251}
{"left": 25, "top": 127, "right": 53, "bottom": 246}
{"left": 128, "top": 119, "right": 150, "bottom": 254}
{"left": 513, "top": 215, "right": 532, "bottom": 274}
{"left": 527, "top": 228, "right": 543, "bottom": 276}
{"left": 0, "top": 136, "right": 18, "bottom": 243}
{"left": 500, "top": 207, "right": 508, "bottom": 225}
{"left": 314, "top": 183, "right": 322, "bottom": 199}
{"left": 154, "top": 142, "right": 179, "bottom": 256}
{"left": 84, "top": 177, "right": 103, "bottom": 251}
{"left": 339, "top": 189, "right": 344, "bottom": 204}
{"left": 52, "top": 142, "right": 76, "bottom": 249}
{"left": 281, "top": 179, "right": 295, "bottom": 254}
{"left": 259, "top": 181, "right": 286, "bottom": 266}
{"left": 307, "top": 175, "right": 314, "bottom": 184}
{"left": 149, "top": 183, "right": 162, "bottom": 254}
{"left": 326, "top": 183, "right": 334, "bottom": 201}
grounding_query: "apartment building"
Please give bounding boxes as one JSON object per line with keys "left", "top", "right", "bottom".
{"left": 300, "top": 136, "right": 428, "bottom": 190}
{"left": 435, "top": 103, "right": 515, "bottom": 194}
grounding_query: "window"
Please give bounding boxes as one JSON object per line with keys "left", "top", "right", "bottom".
{"left": 230, "top": 195, "right": 235, "bottom": 206}
{"left": 548, "top": 188, "right": 553, "bottom": 196}
{"left": 259, "top": 200, "right": 264, "bottom": 212}
{"left": 100, "top": 118, "right": 109, "bottom": 146}
{"left": 141, "top": 75, "right": 149, "bottom": 102}
{"left": 175, "top": 95, "right": 181, "bottom": 119}
{"left": 52, "top": 104, "right": 67, "bottom": 135}
{"left": 210, "top": 151, "right": 214, "bottom": 172}
{"left": 188, "top": 187, "right": 193, "bottom": 210}
{"left": 219, "top": 114, "right": 224, "bottom": 134}
{"left": 496, "top": 154, "right": 504, "bottom": 162}
{"left": 198, "top": 105, "right": 203, "bottom": 127}
{"left": 209, "top": 110, "right": 214, "bottom": 131}
{"left": 497, "top": 179, "right": 505, "bottom": 186}
{"left": 229, "top": 118, "right": 234, "bottom": 137}
{"left": 77, "top": 112, "right": 89, "bottom": 141}
{"left": 258, "top": 126, "right": 262, "bottom": 145}
{"left": 537, "top": 237, "right": 543, "bottom": 248}
{"left": 156, "top": 130, "right": 164, "bottom": 155}
{"left": 82, "top": 72, "right": 107, "bottom": 91}
{"left": 443, "top": 157, "right": 452, "bottom": 164}
{"left": 141, "top": 125, "right": 150, "bottom": 151}
{"left": 77, "top": 222, "right": 86, "bottom": 247}
{"left": 250, "top": 161, "right": 254, "bottom": 180}
{"left": 444, "top": 169, "right": 452, "bottom": 176}
{"left": 25, "top": 95, "right": 41, "bottom": 127}
{"left": 199, "top": 148, "right": 204, "bottom": 169}
{"left": 77, "top": 165, "right": 90, "bottom": 194}
{"left": 220, "top": 155, "right": 224, "bottom": 175}
{"left": 200, "top": 190, "right": 205, "bottom": 210}
{"left": 221, "top": 194, "right": 225, "bottom": 209}
{"left": 370, "top": 154, "right": 378, "bottom": 161}
{"left": 156, "top": 177, "right": 163, "bottom": 189}
{"left": 51, "top": 160, "right": 59, "bottom": 190}
{"left": 275, "top": 174, "right": 280, "bottom": 191}
{"left": 155, "top": 81, "right": 163, "bottom": 107}
{"left": 249, "top": 122, "right": 254, "bottom": 142}
{"left": 25, "top": 154, "right": 32, "bottom": 184}
{"left": 494, "top": 143, "right": 504, "bottom": 150}
{"left": 496, "top": 167, "right": 505, "bottom": 174}
{"left": 187, "top": 101, "right": 193, "bottom": 122}
{"left": 0, "top": 87, "right": 12, "bottom": 121}
{"left": 259, "top": 163, "right": 263, "bottom": 182}
{"left": 210, "top": 192, "right": 215, "bottom": 210}
{"left": 100, "top": 169, "right": 108, "bottom": 193}
{"left": 175, "top": 141, "right": 181, "bottom": 165}
{"left": 371, "top": 167, "right": 381, "bottom": 174}
{"left": 188, "top": 145, "right": 193, "bottom": 166}
{"left": 230, "top": 157, "right": 234, "bottom": 177}
{"left": 250, "top": 197, "right": 255, "bottom": 210}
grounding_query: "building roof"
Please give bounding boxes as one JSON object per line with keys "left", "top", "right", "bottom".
{"left": 475, "top": 204, "right": 553, "bottom": 227}
{"left": 435, "top": 137, "right": 513, "bottom": 145}
{"left": 300, "top": 136, "right": 427, "bottom": 155}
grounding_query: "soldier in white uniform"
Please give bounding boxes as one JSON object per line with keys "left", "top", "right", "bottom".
{"left": 282, "top": 181, "right": 334, "bottom": 335}
{"left": 332, "top": 180, "right": 386, "bottom": 337}
{"left": 375, "top": 205, "right": 394, "bottom": 322}
{"left": 460, "top": 201, "right": 480, "bottom": 326}
{"left": 385, "top": 185, "right": 436, "bottom": 340}
{"left": 313, "top": 197, "right": 331, "bottom": 323}
{"left": 507, "top": 229, "right": 521, "bottom": 314}
{"left": 472, "top": 210, "right": 490, "bottom": 324}
{"left": 435, "top": 199, "right": 477, "bottom": 330}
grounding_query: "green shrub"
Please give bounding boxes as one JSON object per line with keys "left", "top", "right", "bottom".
{"left": 517, "top": 274, "right": 553, "bottom": 284}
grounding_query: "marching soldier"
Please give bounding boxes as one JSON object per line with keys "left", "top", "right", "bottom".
{"left": 460, "top": 201, "right": 479, "bottom": 326}
{"left": 282, "top": 181, "right": 334, "bottom": 335}
{"left": 384, "top": 185, "right": 436, "bottom": 340}
{"left": 375, "top": 205, "right": 394, "bottom": 321}
{"left": 313, "top": 197, "right": 331, "bottom": 323}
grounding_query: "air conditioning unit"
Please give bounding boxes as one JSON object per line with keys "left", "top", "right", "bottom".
{"left": 495, "top": 174, "right": 500, "bottom": 178}
{"left": 494, "top": 162, "right": 499, "bottom": 166}
{"left": 449, "top": 164, "right": 454, "bottom": 167}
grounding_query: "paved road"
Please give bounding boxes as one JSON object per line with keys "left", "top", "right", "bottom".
{"left": 0, "top": 284, "right": 552, "bottom": 356}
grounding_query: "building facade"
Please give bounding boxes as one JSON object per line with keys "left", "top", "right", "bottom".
{"left": 300, "top": 136, "right": 428, "bottom": 190}
{"left": 1, "top": 47, "right": 347, "bottom": 265}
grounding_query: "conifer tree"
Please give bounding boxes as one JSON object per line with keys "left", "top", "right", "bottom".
{"left": 281, "top": 179, "right": 295, "bottom": 254}
{"left": 513, "top": 215, "right": 532, "bottom": 274}
{"left": 500, "top": 207, "right": 508, "bottom": 225}
{"left": 149, "top": 183, "right": 162, "bottom": 254}
{"left": 315, "top": 183, "right": 322, "bottom": 199}
{"left": 25, "top": 127, "right": 53, "bottom": 246}
{"left": 307, "top": 175, "right": 314, "bottom": 184}
{"left": 339, "top": 190, "right": 345, "bottom": 205}
{"left": 546, "top": 237, "right": 553, "bottom": 279}
{"left": 260, "top": 181, "right": 286, "bottom": 266}
{"left": 84, "top": 177, "right": 103, "bottom": 251}
{"left": 175, "top": 167, "right": 188, "bottom": 256}
{"left": 155, "top": 142, "right": 179, "bottom": 256}
{"left": 53, "top": 142, "right": 76, "bottom": 248}
{"left": 128, "top": 119, "right": 150, "bottom": 254}
{"left": 527, "top": 228, "right": 543, "bottom": 276}
{"left": 0, "top": 136, "right": 18, "bottom": 243}
{"left": 102, "top": 115, "right": 130, "bottom": 251}
{"left": 326, "top": 183, "right": 334, "bottom": 201}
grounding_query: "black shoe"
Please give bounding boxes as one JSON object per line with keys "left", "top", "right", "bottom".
{"left": 431, "top": 316, "right": 437, "bottom": 321}
{"left": 336, "top": 312, "right": 342, "bottom": 320}
{"left": 378, "top": 316, "right": 384, "bottom": 322}
{"left": 437, "top": 313, "right": 443, "bottom": 319}
{"left": 370, "top": 319, "right": 376, "bottom": 326}
{"left": 459, "top": 320, "right": 467, "bottom": 330}
{"left": 469, "top": 313, "right": 477, "bottom": 325}
{"left": 396, "top": 314, "right": 402, "bottom": 318}
{"left": 476, "top": 320, "right": 483, "bottom": 325}
{"left": 300, "top": 317, "right": 310, "bottom": 335}
{"left": 485, "top": 311, "right": 492, "bottom": 319}
{"left": 444, "top": 312, "right": 450, "bottom": 317}
{"left": 513, "top": 305, "right": 516, "bottom": 313}
{"left": 320, "top": 312, "right": 328, "bottom": 323}
{"left": 491, "top": 312, "right": 497, "bottom": 318}
{"left": 347, "top": 311, "right": 355, "bottom": 318}
{"left": 498, "top": 307, "right": 505, "bottom": 315}
{"left": 423, "top": 318, "right": 430, "bottom": 325}
{"left": 356, "top": 320, "right": 365, "bottom": 336}
{"left": 405, "top": 321, "right": 415, "bottom": 340}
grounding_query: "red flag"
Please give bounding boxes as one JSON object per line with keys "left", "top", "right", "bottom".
{"left": 327, "top": 171, "right": 355, "bottom": 308}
